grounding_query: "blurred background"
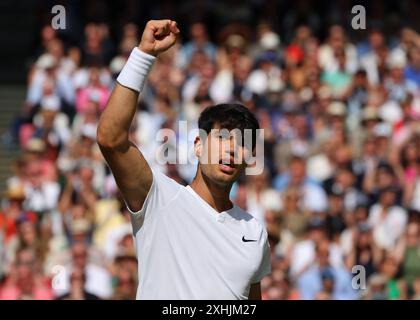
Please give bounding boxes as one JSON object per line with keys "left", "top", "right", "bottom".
{"left": 1, "top": 0, "right": 420, "bottom": 300}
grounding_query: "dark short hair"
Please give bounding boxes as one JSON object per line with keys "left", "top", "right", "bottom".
{"left": 198, "top": 103, "right": 260, "bottom": 149}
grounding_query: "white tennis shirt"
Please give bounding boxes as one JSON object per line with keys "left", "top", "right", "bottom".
{"left": 128, "top": 168, "right": 271, "bottom": 300}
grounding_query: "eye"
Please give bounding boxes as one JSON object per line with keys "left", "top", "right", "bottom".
{"left": 216, "top": 132, "right": 230, "bottom": 140}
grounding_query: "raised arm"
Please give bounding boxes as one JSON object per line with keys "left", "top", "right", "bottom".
{"left": 97, "top": 20, "right": 179, "bottom": 212}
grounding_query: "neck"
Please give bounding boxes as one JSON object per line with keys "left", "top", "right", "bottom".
{"left": 190, "top": 168, "right": 233, "bottom": 213}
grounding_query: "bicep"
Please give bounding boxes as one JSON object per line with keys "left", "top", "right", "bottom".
{"left": 248, "top": 282, "right": 261, "bottom": 300}
{"left": 100, "top": 140, "right": 152, "bottom": 212}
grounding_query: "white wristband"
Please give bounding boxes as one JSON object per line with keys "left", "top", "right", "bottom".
{"left": 116, "top": 47, "right": 156, "bottom": 92}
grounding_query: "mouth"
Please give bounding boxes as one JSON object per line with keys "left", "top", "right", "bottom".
{"left": 219, "top": 158, "right": 236, "bottom": 174}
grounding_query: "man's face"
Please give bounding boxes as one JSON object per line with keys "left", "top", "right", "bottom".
{"left": 336, "top": 169, "right": 355, "bottom": 189}
{"left": 70, "top": 268, "right": 86, "bottom": 289}
{"left": 410, "top": 47, "right": 420, "bottom": 67}
{"left": 381, "top": 257, "right": 399, "bottom": 277}
{"left": 17, "top": 250, "right": 35, "bottom": 279}
{"left": 191, "top": 23, "right": 207, "bottom": 42}
{"left": 72, "top": 243, "right": 88, "bottom": 269}
{"left": 328, "top": 194, "right": 343, "bottom": 213}
{"left": 196, "top": 125, "right": 252, "bottom": 186}
{"left": 381, "top": 190, "right": 397, "bottom": 207}
{"left": 19, "top": 221, "right": 37, "bottom": 245}
{"left": 316, "top": 241, "right": 330, "bottom": 267}
{"left": 41, "top": 110, "right": 56, "bottom": 130}
{"left": 26, "top": 162, "right": 43, "bottom": 188}
{"left": 377, "top": 169, "right": 394, "bottom": 188}
{"left": 289, "top": 160, "right": 306, "bottom": 186}
{"left": 79, "top": 166, "right": 94, "bottom": 186}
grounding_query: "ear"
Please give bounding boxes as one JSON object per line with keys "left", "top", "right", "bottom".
{"left": 194, "top": 136, "right": 202, "bottom": 158}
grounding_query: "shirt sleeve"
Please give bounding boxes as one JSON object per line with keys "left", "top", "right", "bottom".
{"left": 251, "top": 230, "right": 271, "bottom": 284}
{"left": 126, "top": 167, "right": 181, "bottom": 217}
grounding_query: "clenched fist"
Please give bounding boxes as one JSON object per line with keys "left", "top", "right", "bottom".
{"left": 139, "top": 19, "right": 180, "bottom": 57}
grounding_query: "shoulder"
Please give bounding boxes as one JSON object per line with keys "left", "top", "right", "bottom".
{"left": 85, "top": 291, "right": 100, "bottom": 300}
{"left": 151, "top": 168, "right": 183, "bottom": 193}
{"left": 55, "top": 293, "right": 70, "bottom": 300}
{"left": 369, "top": 203, "right": 381, "bottom": 214}
{"left": 134, "top": 168, "right": 182, "bottom": 216}
{"left": 230, "top": 204, "right": 253, "bottom": 220}
{"left": 390, "top": 206, "right": 407, "bottom": 218}
{"left": 231, "top": 205, "right": 267, "bottom": 239}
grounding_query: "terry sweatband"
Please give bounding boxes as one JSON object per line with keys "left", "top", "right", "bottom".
{"left": 116, "top": 47, "right": 156, "bottom": 92}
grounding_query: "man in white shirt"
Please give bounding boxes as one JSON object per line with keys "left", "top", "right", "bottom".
{"left": 97, "top": 20, "right": 270, "bottom": 300}
{"left": 23, "top": 161, "right": 60, "bottom": 213}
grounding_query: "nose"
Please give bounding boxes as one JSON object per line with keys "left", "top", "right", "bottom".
{"left": 223, "top": 145, "right": 241, "bottom": 164}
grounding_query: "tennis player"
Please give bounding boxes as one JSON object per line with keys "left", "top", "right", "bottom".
{"left": 97, "top": 19, "right": 271, "bottom": 300}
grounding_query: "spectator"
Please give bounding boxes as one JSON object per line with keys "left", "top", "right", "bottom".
{"left": 274, "top": 156, "right": 328, "bottom": 213}
{"left": 289, "top": 218, "right": 344, "bottom": 277}
{"left": 368, "top": 186, "right": 408, "bottom": 250}
{"left": 52, "top": 241, "right": 112, "bottom": 299}
{"left": 23, "top": 160, "right": 60, "bottom": 214}
{"left": 405, "top": 46, "right": 420, "bottom": 86}
{"left": 56, "top": 268, "right": 100, "bottom": 300}
{"left": 178, "top": 22, "right": 217, "bottom": 69}
{"left": 296, "top": 240, "right": 358, "bottom": 299}
{"left": 394, "top": 222, "right": 420, "bottom": 296}
{"left": 0, "top": 247, "right": 53, "bottom": 300}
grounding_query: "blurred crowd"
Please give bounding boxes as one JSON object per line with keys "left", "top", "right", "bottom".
{"left": 2, "top": 3, "right": 420, "bottom": 300}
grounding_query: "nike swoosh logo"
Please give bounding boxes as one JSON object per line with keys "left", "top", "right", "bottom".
{"left": 242, "top": 236, "right": 257, "bottom": 242}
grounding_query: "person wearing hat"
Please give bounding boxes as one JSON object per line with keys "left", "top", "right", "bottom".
{"left": 248, "top": 23, "right": 281, "bottom": 62}
{"left": 363, "top": 273, "right": 388, "bottom": 300}
{"left": 353, "top": 106, "right": 383, "bottom": 157}
{"left": 22, "top": 137, "right": 58, "bottom": 183}
{"left": 361, "top": 106, "right": 382, "bottom": 128}
{"left": 327, "top": 101, "right": 347, "bottom": 118}
{"left": 372, "top": 122, "right": 393, "bottom": 160}
{"left": 25, "top": 137, "right": 47, "bottom": 155}
{"left": 246, "top": 38, "right": 283, "bottom": 96}
{"left": 27, "top": 50, "right": 75, "bottom": 107}
{"left": 385, "top": 50, "right": 417, "bottom": 103}
{"left": 31, "top": 95, "right": 71, "bottom": 160}
{"left": 326, "top": 101, "right": 347, "bottom": 132}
